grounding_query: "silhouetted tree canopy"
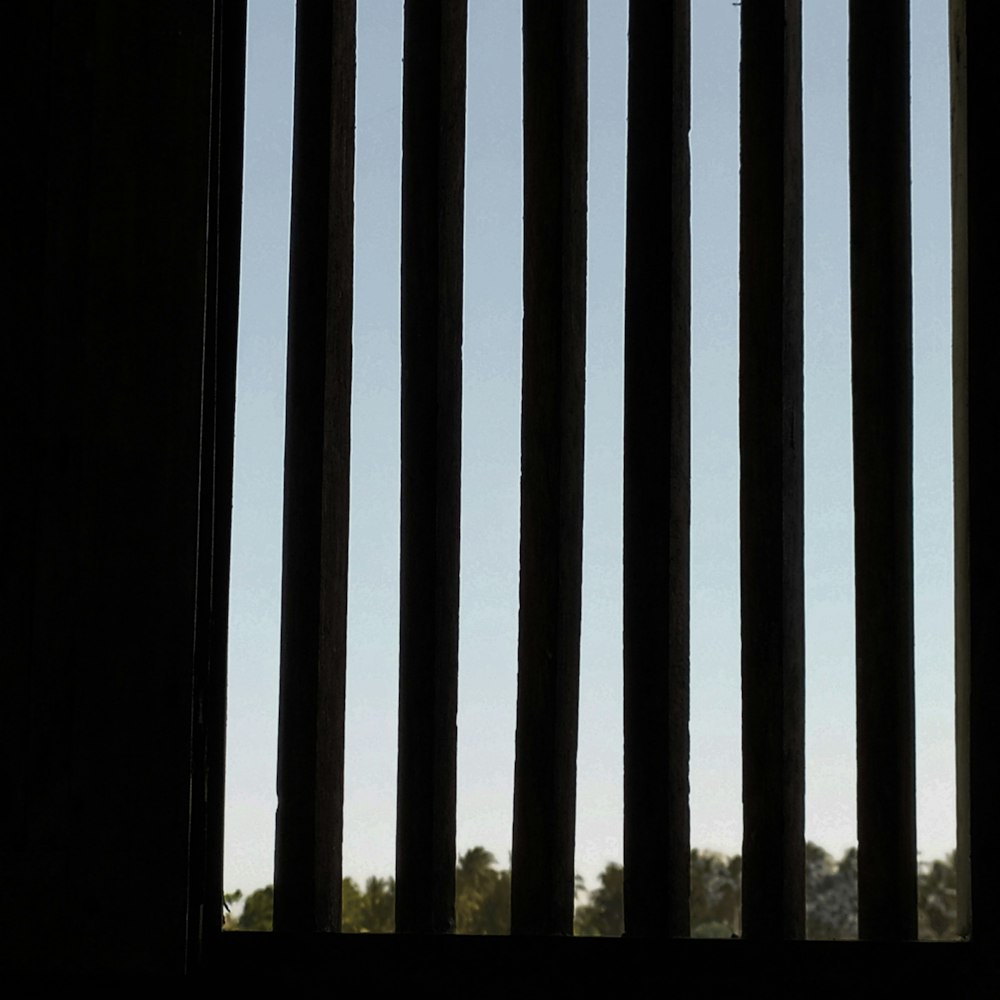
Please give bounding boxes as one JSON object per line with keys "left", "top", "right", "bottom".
{"left": 456, "top": 847, "right": 510, "bottom": 934}
{"left": 223, "top": 844, "right": 958, "bottom": 939}
{"left": 229, "top": 885, "right": 273, "bottom": 931}
{"left": 574, "top": 862, "right": 623, "bottom": 936}
{"left": 806, "top": 843, "right": 857, "bottom": 940}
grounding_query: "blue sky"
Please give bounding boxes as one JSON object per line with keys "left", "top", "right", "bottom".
{"left": 225, "top": 1, "right": 955, "bottom": 897}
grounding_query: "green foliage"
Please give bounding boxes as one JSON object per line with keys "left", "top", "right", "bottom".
{"left": 472, "top": 868, "right": 511, "bottom": 934}
{"left": 455, "top": 847, "right": 510, "bottom": 934}
{"left": 223, "top": 885, "right": 272, "bottom": 931}
{"left": 340, "top": 876, "right": 365, "bottom": 933}
{"left": 691, "top": 920, "right": 734, "bottom": 939}
{"left": 340, "top": 849, "right": 511, "bottom": 934}
{"left": 574, "top": 863, "right": 623, "bottom": 937}
{"left": 805, "top": 843, "right": 857, "bottom": 940}
{"left": 918, "top": 852, "right": 958, "bottom": 940}
{"left": 222, "top": 845, "right": 959, "bottom": 940}
{"left": 803, "top": 844, "right": 959, "bottom": 941}
{"left": 342, "top": 876, "right": 395, "bottom": 933}
{"left": 690, "top": 850, "right": 741, "bottom": 937}
{"left": 362, "top": 876, "right": 396, "bottom": 931}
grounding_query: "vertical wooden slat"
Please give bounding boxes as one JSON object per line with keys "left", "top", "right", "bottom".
{"left": 950, "top": 0, "right": 1000, "bottom": 943}
{"left": 849, "top": 0, "right": 917, "bottom": 942}
{"left": 622, "top": 0, "right": 691, "bottom": 939}
{"left": 739, "top": 0, "right": 805, "bottom": 941}
{"left": 395, "top": 0, "right": 467, "bottom": 936}
{"left": 511, "top": 0, "right": 588, "bottom": 937}
{"left": 191, "top": 0, "right": 248, "bottom": 963}
{"left": 274, "top": 0, "right": 356, "bottom": 934}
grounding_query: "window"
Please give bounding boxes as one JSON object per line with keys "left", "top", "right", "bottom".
{"left": 16, "top": 0, "right": 993, "bottom": 981}
{"left": 221, "top": 0, "right": 992, "bottom": 976}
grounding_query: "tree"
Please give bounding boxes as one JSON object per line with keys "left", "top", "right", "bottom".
{"left": 473, "top": 867, "right": 511, "bottom": 935}
{"left": 235, "top": 885, "right": 273, "bottom": 931}
{"left": 918, "top": 852, "right": 957, "bottom": 940}
{"left": 574, "top": 863, "right": 624, "bottom": 936}
{"left": 341, "top": 874, "right": 396, "bottom": 932}
{"left": 225, "top": 844, "right": 960, "bottom": 940}
{"left": 805, "top": 844, "right": 857, "bottom": 940}
{"left": 690, "top": 850, "right": 741, "bottom": 937}
{"left": 341, "top": 877, "right": 365, "bottom": 933}
{"left": 363, "top": 876, "right": 395, "bottom": 931}
{"left": 456, "top": 847, "right": 510, "bottom": 934}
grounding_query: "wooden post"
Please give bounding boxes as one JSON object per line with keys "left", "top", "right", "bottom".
{"left": 395, "top": 0, "right": 468, "bottom": 935}
{"left": 511, "top": 0, "right": 588, "bottom": 936}
{"left": 950, "top": 0, "right": 1000, "bottom": 943}
{"left": 274, "top": 0, "right": 356, "bottom": 934}
{"left": 623, "top": 0, "right": 691, "bottom": 939}
{"left": 739, "top": 0, "right": 805, "bottom": 941}
{"left": 189, "top": 0, "right": 248, "bottom": 963}
{"left": 849, "top": 0, "right": 917, "bottom": 942}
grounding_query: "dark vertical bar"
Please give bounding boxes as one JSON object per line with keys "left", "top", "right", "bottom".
{"left": 739, "top": 0, "right": 805, "bottom": 941}
{"left": 395, "top": 0, "right": 467, "bottom": 936}
{"left": 510, "top": 0, "right": 587, "bottom": 937}
{"left": 8, "top": 1, "right": 229, "bottom": 972}
{"left": 950, "top": 0, "right": 1000, "bottom": 943}
{"left": 849, "top": 0, "right": 917, "bottom": 942}
{"left": 622, "top": 0, "right": 691, "bottom": 939}
{"left": 274, "top": 0, "right": 356, "bottom": 934}
{"left": 190, "top": 0, "right": 248, "bottom": 965}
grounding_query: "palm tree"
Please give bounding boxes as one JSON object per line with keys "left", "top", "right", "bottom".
{"left": 456, "top": 847, "right": 509, "bottom": 934}
{"left": 574, "top": 863, "right": 624, "bottom": 936}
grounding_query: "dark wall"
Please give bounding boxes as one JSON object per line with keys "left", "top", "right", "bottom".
{"left": 4, "top": 2, "right": 243, "bottom": 972}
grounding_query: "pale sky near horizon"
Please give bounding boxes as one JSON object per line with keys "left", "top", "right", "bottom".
{"left": 225, "top": 1, "right": 956, "bottom": 899}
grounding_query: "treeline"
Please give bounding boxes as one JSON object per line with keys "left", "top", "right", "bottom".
{"left": 224, "top": 844, "right": 957, "bottom": 940}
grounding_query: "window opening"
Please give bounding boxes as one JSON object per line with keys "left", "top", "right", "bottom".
{"left": 224, "top": 0, "right": 958, "bottom": 940}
